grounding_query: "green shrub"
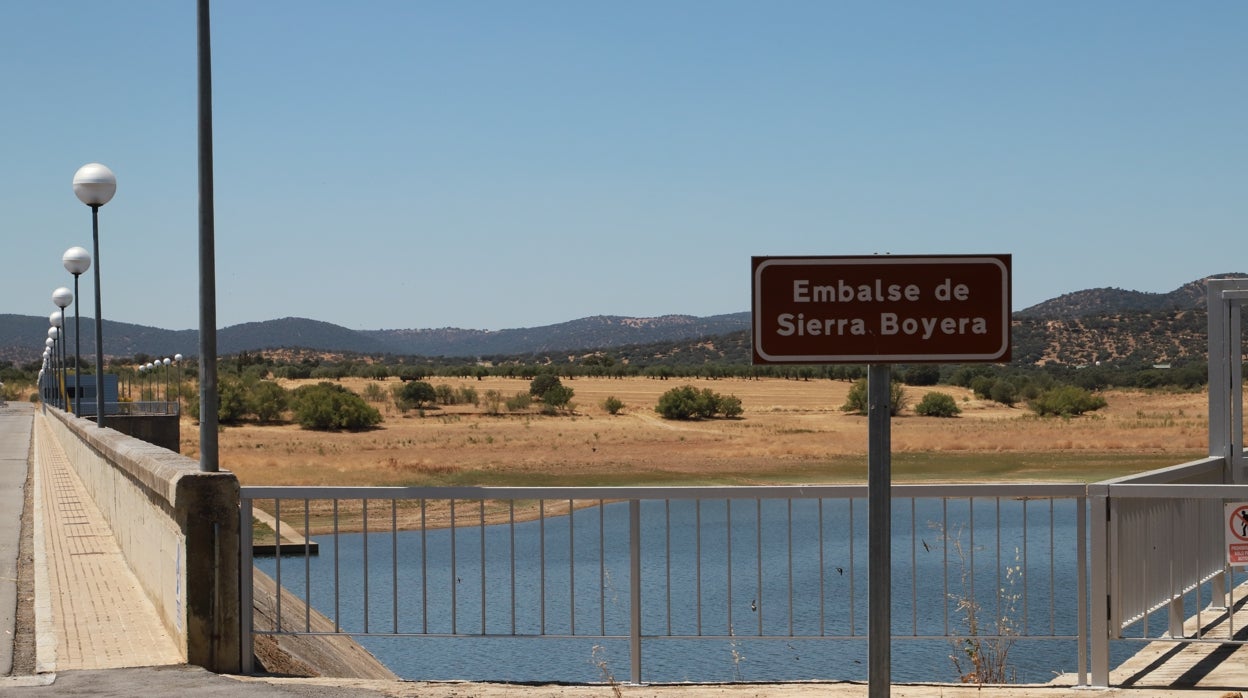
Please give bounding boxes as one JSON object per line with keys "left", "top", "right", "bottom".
{"left": 505, "top": 392, "right": 532, "bottom": 412}
{"left": 529, "top": 373, "right": 563, "bottom": 398}
{"left": 989, "top": 380, "right": 1018, "bottom": 407}
{"left": 395, "top": 380, "right": 437, "bottom": 410}
{"left": 602, "top": 396, "right": 625, "bottom": 415}
{"left": 1028, "top": 386, "right": 1107, "bottom": 417}
{"left": 290, "top": 382, "right": 382, "bottom": 430}
{"left": 482, "top": 389, "right": 504, "bottom": 415}
{"left": 434, "top": 383, "right": 456, "bottom": 404}
{"left": 655, "top": 385, "right": 742, "bottom": 420}
{"left": 656, "top": 385, "right": 700, "bottom": 420}
{"left": 717, "top": 394, "right": 744, "bottom": 418}
{"left": 915, "top": 391, "right": 961, "bottom": 418}
{"left": 247, "top": 380, "right": 289, "bottom": 422}
{"left": 541, "top": 384, "right": 575, "bottom": 413}
{"left": 841, "top": 378, "right": 907, "bottom": 416}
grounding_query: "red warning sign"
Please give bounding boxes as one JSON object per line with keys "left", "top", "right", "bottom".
{"left": 1226, "top": 503, "right": 1248, "bottom": 566}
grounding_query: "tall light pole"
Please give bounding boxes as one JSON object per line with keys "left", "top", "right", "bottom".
{"left": 162, "top": 357, "right": 172, "bottom": 410}
{"left": 73, "top": 162, "right": 116, "bottom": 427}
{"left": 63, "top": 247, "right": 91, "bottom": 415}
{"left": 52, "top": 288, "right": 72, "bottom": 410}
{"left": 49, "top": 314, "right": 65, "bottom": 409}
{"left": 198, "top": 0, "right": 219, "bottom": 473}
{"left": 44, "top": 336, "right": 57, "bottom": 409}
{"left": 173, "top": 353, "right": 183, "bottom": 414}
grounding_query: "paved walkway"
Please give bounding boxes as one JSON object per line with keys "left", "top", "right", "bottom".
{"left": 3, "top": 403, "right": 1248, "bottom": 696}
{"left": 30, "top": 410, "right": 183, "bottom": 671}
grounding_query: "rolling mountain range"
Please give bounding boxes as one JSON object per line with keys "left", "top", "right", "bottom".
{"left": 2, "top": 274, "right": 1244, "bottom": 367}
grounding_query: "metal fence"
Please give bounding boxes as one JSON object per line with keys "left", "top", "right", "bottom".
{"left": 241, "top": 483, "right": 1088, "bottom": 684}
{"left": 1086, "top": 455, "right": 1248, "bottom": 686}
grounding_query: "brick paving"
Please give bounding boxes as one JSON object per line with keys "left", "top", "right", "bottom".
{"left": 31, "top": 415, "right": 183, "bottom": 670}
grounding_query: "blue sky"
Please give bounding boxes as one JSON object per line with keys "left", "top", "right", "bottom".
{"left": 1, "top": 1, "right": 1243, "bottom": 332}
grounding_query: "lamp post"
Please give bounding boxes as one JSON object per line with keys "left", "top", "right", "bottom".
{"left": 162, "top": 357, "right": 172, "bottom": 410}
{"left": 173, "top": 353, "right": 183, "bottom": 414}
{"left": 44, "top": 336, "right": 57, "bottom": 409}
{"left": 52, "top": 287, "right": 72, "bottom": 410}
{"left": 63, "top": 247, "right": 91, "bottom": 415}
{"left": 49, "top": 315, "right": 65, "bottom": 409}
{"left": 73, "top": 162, "right": 116, "bottom": 427}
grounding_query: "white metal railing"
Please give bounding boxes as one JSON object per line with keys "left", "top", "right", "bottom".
{"left": 1088, "top": 455, "right": 1248, "bottom": 686}
{"left": 240, "top": 483, "right": 1088, "bottom": 684}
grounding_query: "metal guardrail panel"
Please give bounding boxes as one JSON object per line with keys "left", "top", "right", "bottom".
{"left": 240, "top": 484, "right": 1088, "bottom": 684}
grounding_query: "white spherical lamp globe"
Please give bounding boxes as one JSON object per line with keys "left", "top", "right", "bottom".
{"left": 52, "top": 286, "right": 73, "bottom": 309}
{"left": 73, "top": 163, "right": 117, "bottom": 206}
{"left": 63, "top": 246, "right": 92, "bottom": 275}
{"left": 49, "top": 311, "right": 64, "bottom": 328}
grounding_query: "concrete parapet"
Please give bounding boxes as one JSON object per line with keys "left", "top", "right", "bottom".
{"left": 42, "top": 407, "right": 241, "bottom": 672}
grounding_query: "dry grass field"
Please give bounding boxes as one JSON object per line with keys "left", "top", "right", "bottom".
{"left": 187, "top": 376, "right": 1209, "bottom": 490}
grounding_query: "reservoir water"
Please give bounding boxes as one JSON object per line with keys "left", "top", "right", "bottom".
{"left": 255, "top": 497, "right": 1156, "bottom": 684}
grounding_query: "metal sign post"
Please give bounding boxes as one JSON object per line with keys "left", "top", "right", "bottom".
{"left": 751, "top": 254, "right": 1011, "bottom": 697}
{"left": 867, "top": 363, "right": 891, "bottom": 696}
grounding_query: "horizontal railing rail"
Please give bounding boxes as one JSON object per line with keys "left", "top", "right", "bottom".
{"left": 241, "top": 483, "right": 1088, "bottom": 685}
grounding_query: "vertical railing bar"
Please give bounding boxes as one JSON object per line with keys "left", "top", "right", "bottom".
{"left": 1022, "top": 497, "right": 1029, "bottom": 636}
{"left": 664, "top": 499, "right": 671, "bottom": 637}
{"left": 727, "top": 498, "right": 734, "bottom": 635}
{"left": 392, "top": 499, "right": 398, "bottom": 634}
{"left": 629, "top": 499, "right": 642, "bottom": 685}
{"left": 1142, "top": 550, "right": 1149, "bottom": 639}
{"left": 421, "top": 499, "right": 428, "bottom": 635}
{"left": 911, "top": 497, "right": 918, "bottom": 636}
{"left": 481, "top": 499, "right": 487, "bottom": 635}
{"left": 509, "top": 500, "right": 516, "bottom": 636}
{"left": 600, "top": 500, "right": 607, "bottom": 637}
{"left": 304, "top": 499, "right": 311, "bottom": 633}
{"left": 818, "top": 498, "right": 826, "bottom": 636}
{"left": 1163, "top": 501, "right": 1173, "bottom": 639}
{"left": 239, "top": 497, "right": 254, "bottom": 673}
{"left": 274, "top": 499, "right": 282, "bottom": 632}
{"left": 942, "top": 497, "right": 949, "bottom": 638}
{"left": 787, "top": 498, "right": 793, "bottom": 637}
{"left": 1223, "top": 541, "right": 1233, "bottom": 644}
{"left": 1050, "top": 498, "right": 1056, "bottom": 636}
{"left": 969, "top": 497, "right": 976, "bottom": 622}
{"left": 363, "top": 498, "right": 370, "bottom": 634}
{"left": 996, "top": 497, "right": 1002, "bottom": 635}
{"left": 569, "top": 498, "right": 576, "bottom": 636}
{"left": 757, "top": 497, "right": 764, "bottom": 637}
{"left": 1077, "top": 496, "right": 1088, "bottom": 685}
{"left": 449, "top": 499, "right": 456, "bottom": 635}
{"left": 333, "top": 499, "right": 340, "bottom": 632}
{"left": 696, "top": 499, "right": 703, "bottom": 636}
{"left": 540, "top": 500, "right": 546, "bottom": 635}
{"left": 1195, "top": 501, "right": 1203, "bottom": 639}
{"left": 849, "top": 497, "right": 856, "bottom": 636}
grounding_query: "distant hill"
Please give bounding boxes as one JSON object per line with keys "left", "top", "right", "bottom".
{"left": 1016, "top": 273, "right": 1248, "bottom": 319}
{"left": 0, "top": 312, "right": 751, "bottom": 365}
{"left": 3, "top": 275, "right": 1245, "bottom": 368}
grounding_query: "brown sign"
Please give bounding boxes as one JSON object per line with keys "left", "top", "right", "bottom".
{"left": 752, "top": 254, "right": 1011, "bottom": 364}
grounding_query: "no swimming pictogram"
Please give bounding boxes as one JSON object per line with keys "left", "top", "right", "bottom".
{"left": 1225, "top": 503, "right": 1248, "bottom": 565}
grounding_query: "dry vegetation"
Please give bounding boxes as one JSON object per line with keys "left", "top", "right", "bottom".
{"left": 189, "top": 376, "right": 1209, "bottom": 488}
{"left": 202, "top": 376, "right": 1211, "bottom": 535}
